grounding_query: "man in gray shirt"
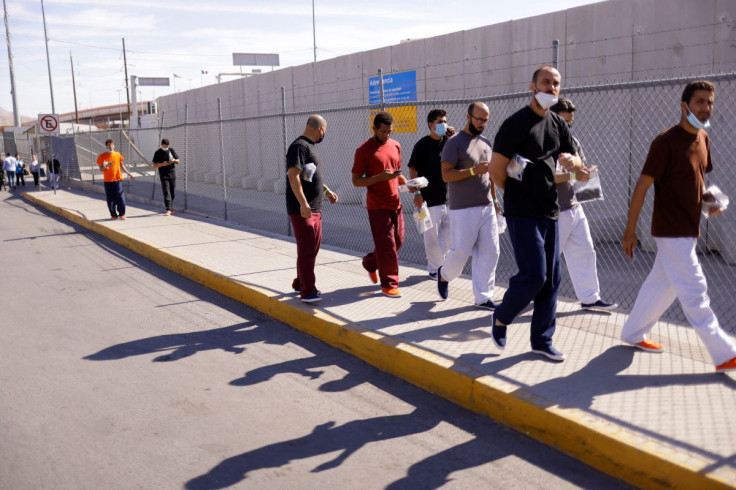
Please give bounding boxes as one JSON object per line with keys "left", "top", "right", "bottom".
{"left": 436, "top": 102, "right": 501, "bottom": 310}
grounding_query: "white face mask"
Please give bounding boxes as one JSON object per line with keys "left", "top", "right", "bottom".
{"left": 107, "top": 148, "right": 114, "bottom": 153}
{"left": 535, "top": 91, "right": 559, "bottom": 110}
{"left": 686, "top": 107, "right": 711, "bottom": 131}
{"left": 161, "top": 147, "right": 169, "bottom": 151}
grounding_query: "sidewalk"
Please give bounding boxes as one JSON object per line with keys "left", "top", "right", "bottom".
{"left": 23, "top": 189, "right": 736, "bottom": 489}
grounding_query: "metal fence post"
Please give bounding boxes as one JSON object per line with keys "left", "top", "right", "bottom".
{"left": 183, "top": 104, "right": 189, "bottom": 211}
{"left": 552, "top": 39, "right": 559, "bottom": 68}
{"left": 151, "top": 111, "right": 165, "bottom": 200}
{"left": 89, "top": 118, "right": 94, "bottom": 185}
{"left": 378, "top": 68, "right": 385, "bottom": 111}
{"left": 218, "top": 98, "right": 227, "bottom": 221}
{"left": 281, "top": 86, "right": 290, "bottom": 236}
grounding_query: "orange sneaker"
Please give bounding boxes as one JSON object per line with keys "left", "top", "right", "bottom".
{"left": 368, "top": 271, "right": 378, "bottom": 284}
{"left": 381, "top": 287, "right": 402, "bottom": 298}
{"left": 715, "top": 357, "right": 736, "bottom": 373}
{"left": 633, "top": 340, "right": 664, "bottom": 353}
{"left": 164, "top": 210, "right": 172, "bottom": 216}
{"left": 119, "top": 215, "right": 127, "bottom": 220}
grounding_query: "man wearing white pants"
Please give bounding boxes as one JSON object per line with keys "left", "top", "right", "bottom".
{"left": 408, "top": 108, "right": 455, "bottom": 279}
{"left": 437, "top": 102, "right": 500, "bottom": 310}
{"left": 551, "top": 98, "right": 616, "bottom": 310}
{"left": 621, "top": 80, "right": 736, "bottom": 373}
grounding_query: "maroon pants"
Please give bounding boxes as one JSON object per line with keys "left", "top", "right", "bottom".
{"left": 363, "top": 208, "right": 404, "bottom": 290}
{"left": 290, "top": 212, "right": 322, "bottom": 298}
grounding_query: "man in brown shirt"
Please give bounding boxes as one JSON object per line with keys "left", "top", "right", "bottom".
{"left": 621, "top": 80, "right": 736, "bottom": 373}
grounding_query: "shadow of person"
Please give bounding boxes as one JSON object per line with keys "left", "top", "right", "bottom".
{"left": 229, "top": 355, "right": 365, "bottom": 393}
{"left": 83, "top": 321, "right": 286, "bottom": 363}
{"left": 184, "top": 407, "right": 441, "bottom": 490}
{"left": 522, "top": 346, "right": 736, "bottom": 411}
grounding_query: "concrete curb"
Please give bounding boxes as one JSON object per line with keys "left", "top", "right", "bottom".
{"left": 23, "top": 192, "right": 736, "bottom": 489}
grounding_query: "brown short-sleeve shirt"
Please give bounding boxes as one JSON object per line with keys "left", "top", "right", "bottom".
{"left": 641, "top": 125, "right": 712, "bottom": 237}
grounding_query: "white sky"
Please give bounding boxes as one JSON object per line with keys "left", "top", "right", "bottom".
{"left": 1, "top": 0, "right": 601, "bottom": 118}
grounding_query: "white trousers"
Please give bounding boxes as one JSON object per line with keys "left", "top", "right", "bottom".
{"left": 441, "top": 204, "right": 499, "bottom": 304}
{"left": 423, "top": 204, "right": 450, "bottom": 274}
{"left": 621, "top": 237, "right": 736, "bottom": 365}
{"left": 49, "top": 172, "right": 60, "bottom": 189}
{"left": 558, "top": 205, "right": 600, "bottom": 303}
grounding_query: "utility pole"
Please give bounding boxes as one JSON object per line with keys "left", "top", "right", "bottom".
{"left": 3, "top": 0, "right": 20, "bottom": 126}
{"left": 40, "top": 0, "right": 55, "bottom": 113}
{"left": 312, "top": 0, "right": 317, "bottom": 63}
{"left": 70, "top": 51, "right": 79, "bottom": 123}
{"left": 122, "top": 38, "right": 131, "bottom": 126}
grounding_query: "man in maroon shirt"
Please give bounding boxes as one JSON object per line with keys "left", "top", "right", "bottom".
{"left": 351, "top": 111, "right": 407, "bottom": 298}
{"left": 621, "top": 80, "right": 736, "bottom": 373}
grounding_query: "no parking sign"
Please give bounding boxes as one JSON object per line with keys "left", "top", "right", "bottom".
{"left": 38, "top": 114, "right": 60, "bottom": 134}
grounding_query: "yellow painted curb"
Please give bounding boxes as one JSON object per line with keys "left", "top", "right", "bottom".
{"left": 24, "top": 192, "right": 736, "bottom": 489}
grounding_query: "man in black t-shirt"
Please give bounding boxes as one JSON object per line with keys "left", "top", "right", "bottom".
{"left": 152, "top": 138, "right": 180, "bottom": 215}
{"left": 408, "top": 108, "right": 455, "bottom": 279}
{"left": 489, "top": 65, "right": 585, "bottom": 362}
{"left": 286, "top": 114, "right": 338, "bottom": 303}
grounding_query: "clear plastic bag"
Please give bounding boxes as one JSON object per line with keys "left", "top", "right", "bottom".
{"left": 702, "top": 185, "right": 729, "bottom": 218}
{"left": 507, "top": 154, "right": 530, "bottom": 181}
{"left": 572, "top": 166, "right": 604, "bottom": 203}
{"left": 496, "top": 213, "right": 507, "bottom": 234}
{"left": 400, "top": 176, "right": 429, "bottom": 192}
{"left": 413, "top": 201, "right": 433, "bottom": 234}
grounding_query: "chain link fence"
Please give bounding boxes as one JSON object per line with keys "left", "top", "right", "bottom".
{"left": 27, "top": 73, "right": 736, "bottom": 334}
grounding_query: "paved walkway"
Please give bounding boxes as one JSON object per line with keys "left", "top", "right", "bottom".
{"left": 23, "top": 189, "right": 736, "bottom": 489}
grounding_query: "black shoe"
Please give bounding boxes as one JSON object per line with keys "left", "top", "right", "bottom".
{"left": 491, "top": 313, "right": 506, "bottom": 350}
{"left": 581, "top": 299, "right": 618, "bottom": 310}
{"left": 475, "top": 300, "right": 499, "bottom": 311}
{"left": 436, "top": 266, "right": 448, "bottom": 300}
{"left": 531, "top": 345, "right": 566, "bottom": 362}
{"left": 428, "top": 271, "right": 438, "bottom": 280}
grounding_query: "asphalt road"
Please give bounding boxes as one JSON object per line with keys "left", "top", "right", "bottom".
{"left": 0, "top": 192, "right": 628, "bottom": 489}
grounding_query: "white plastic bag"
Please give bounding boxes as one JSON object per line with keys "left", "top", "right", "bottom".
{"left": 572, "top": 166, "right": 604, "bottom": 203}
{"left": 702, "top": 185, "right": 729, "bottom": 218}
{"left": 496, "top": 213, "right": 507, "bottom": 234}
{"left": 507, "top": 154, "right": 530, "bottom": 181}
{"left": 400, "top": 176, "right": 429, "bottom": 192}
{"left": 413, "top": 202, "right": 433, "bottom": 234}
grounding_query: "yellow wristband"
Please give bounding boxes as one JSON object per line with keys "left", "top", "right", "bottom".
{"left": 323, "top": 187, "right": 330, "bottom": 195}
{"left": 469, "top": 167, "right": 476, "bottom": 176}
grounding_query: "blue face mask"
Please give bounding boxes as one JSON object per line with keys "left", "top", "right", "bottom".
{"left": 686, "top": 107, "right": 711, "bottom": 131}
{"left": 434, "top": 122, "right": 447, "bottom": 137}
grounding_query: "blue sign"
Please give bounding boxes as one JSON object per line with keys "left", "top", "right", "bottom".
{"left": 368, "top": 70, "right": 417, "bottom": 105}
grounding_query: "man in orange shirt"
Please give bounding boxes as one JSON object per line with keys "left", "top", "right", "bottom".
{"left": 96, "top": 139, "right": 135, "bottom": 220}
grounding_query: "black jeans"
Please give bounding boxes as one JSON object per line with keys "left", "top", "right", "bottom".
{"left": 160, "top": 175, "right": 176, "bottom": 211}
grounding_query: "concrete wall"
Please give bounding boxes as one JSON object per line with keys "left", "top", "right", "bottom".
{"left": 158, "top": 0, "right": 735, "bottom": 123}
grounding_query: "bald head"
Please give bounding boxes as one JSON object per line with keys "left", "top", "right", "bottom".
{"left": 304, "top": 114, "right": 327, "bottom": 144}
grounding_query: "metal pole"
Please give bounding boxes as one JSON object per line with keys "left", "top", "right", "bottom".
{"left": 183, "top": 104, "right": 189, "bottom": 210}
{"left": 552, "top": 39, "right": 559, "bottom": 69}
{"left": 40, "top": 0, "right": 55, "bottom": 114}
{"left": 70, "top": 51, "right": 79, "bottom": 123}
{"left": 281, "top": 87, "right": 291, "bottom": 236}
{"left": 218, "top": 98, "right": 227, "bottom": 221}
{"left": 151, "top": 111, "right": 165, "bottom": 200}
{"left": 312, "top": 0, "right": 317, "bottom": 63}
{"left": 378, "top": 68, "right": 385, "bottom": 111}
{"left": 3, "top": 0, "right": 21, "bottom": 126}
{"left": 50, "top": 137, "right": 55, "bottom": 195}
{"left": 89, "top": 118, "right": 94, "bottom": 186}
{"left": 123, "top": 38, "right": 131, "bottom": 126}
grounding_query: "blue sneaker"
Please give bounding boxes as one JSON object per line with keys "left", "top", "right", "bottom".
{"left": 475, "top": 300, "right": 499, "bottom": 311}
{"left": 301, "top": 293, "right": 322, "bottom": 303}
{"left": 531, "top": 345, "right": 566, "bottom": 362}
{"left": 491, "top": 313, "right": 506, "bottom": 350}
{"left": 437, "top": 266, "right": 449, "bottom": 300}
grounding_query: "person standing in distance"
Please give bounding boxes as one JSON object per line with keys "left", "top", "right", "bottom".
{"left": 96, "top": 139, "right": 136, "bottom": 220}
{"left": 351, "top": 111, "right": 406, "bottom": 298}
{"left": 286, "top": 114, "right": 338, "bottom": 304}
{"left": 152, "top": 138, "right": 180, "bottom": 215}
{"left": 30, "top": 154, "right": 41, "bottom": 187}
{"left": 621, "top": 80, "right": 736, "bottom": 373}
{"left": 48, "top": 154, "right": 62, "bottom": 190}
{"left": 436, "top": 102, "right": 501, "bottom": 310}
{"left": 408, "top": 108, "right": 455, "bottom": 280}
{"left": 550, "top": 97, "right": 617, "bottom": 311}
{"left": 3, "top": 152, "right": 17, "bottom": 190}
{"left": 489, "top": 65, "right": 585, "bottom": 362}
